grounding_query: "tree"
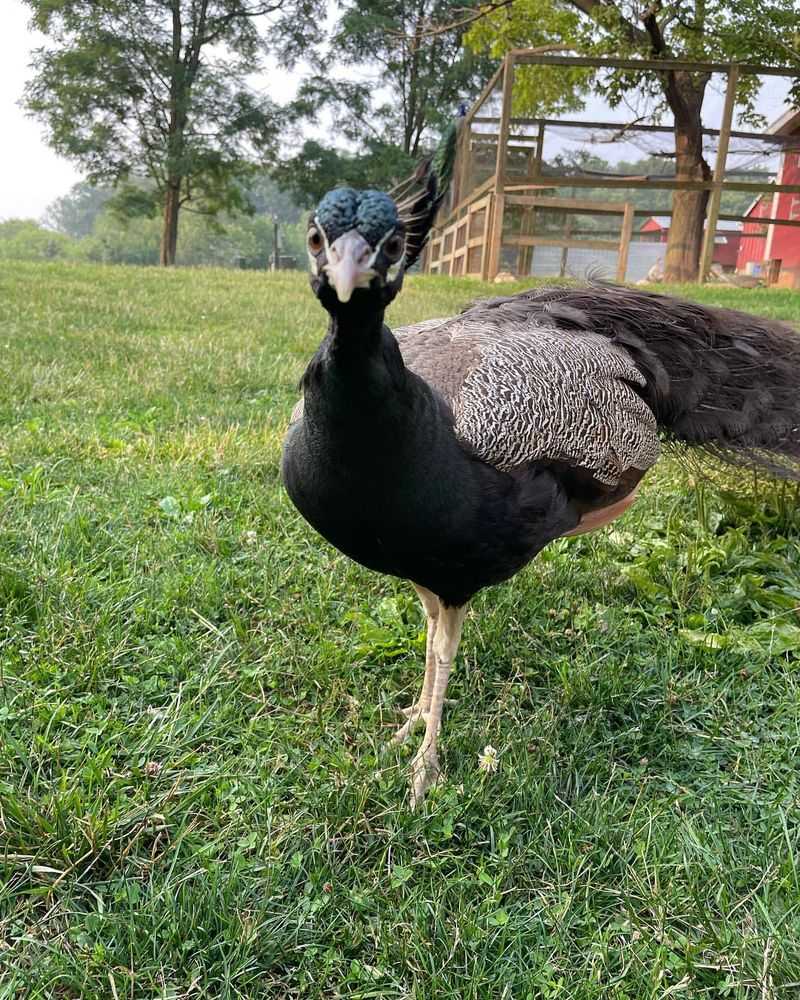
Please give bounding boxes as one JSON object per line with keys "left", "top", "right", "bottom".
{"left": 243, "top": 172, "right": 308, "bottom": 221}
{"left": 272, "top": 139, "right": 417, "bottom": 207}
{"left": 279, "top": 0, "right": 494, "bottom": 198}
{"left": 0, "top": 220, "right": 73, "bottom": 262}
{"left": 23, "top": 0, "right": 324, "bottom": 265}
{"left": 328, "top": 0, "right": 494, "bottom": 158}
{"left": 44, "top": 181, "right": 114, "bottom": 238}
{"left": 465, "top": 0, "right": 799, "bottom": 281}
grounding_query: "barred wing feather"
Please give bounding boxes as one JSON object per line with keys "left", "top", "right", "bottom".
{"left": 394, "top": 311, "right": 660, "bottom": 489}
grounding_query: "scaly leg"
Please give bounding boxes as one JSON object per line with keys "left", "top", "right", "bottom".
{"left": 409, "top": 601, "right": 467, "bottom": 809}
{"left": 390, "top": 584, "right": 439, "bottom": 746}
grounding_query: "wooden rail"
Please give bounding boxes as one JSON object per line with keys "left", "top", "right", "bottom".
{"left": 508, "top": 52, "right": 799, "bottom": 76}
{"left": 471, "top": 116, "right": 797, "bottom": 146}
{"left": 502, "top": 175, "right": 800, "bottom": 194}
{"left": 427, "top": 194, "right": 493, "bottom": 278}
{"left": 425, "top": 53, "right": 800, "bottom": 284}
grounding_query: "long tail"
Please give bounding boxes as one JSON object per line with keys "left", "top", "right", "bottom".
{"left": 529, "top": 284, "right": 800, "bottom": 479}
{"left": 390, "top": 117, "right": 461, "bottom": 270}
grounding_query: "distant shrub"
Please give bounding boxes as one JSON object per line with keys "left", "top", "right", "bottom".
{"left": 0, "top": 206, "right": 307, "bottom": 269}
{"left": 0, "top": 219, "right": 72, "bottom": 261}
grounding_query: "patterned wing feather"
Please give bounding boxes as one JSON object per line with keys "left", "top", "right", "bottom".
{"left": 394, "top": 307, "right": 660, "bottom": 488}
{"left": 397, "top": 281, "right": 800, "bottom": 484}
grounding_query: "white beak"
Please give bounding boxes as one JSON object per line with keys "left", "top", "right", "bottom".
{"left": 324, "top": 230, "right": 375, "bottom": 303}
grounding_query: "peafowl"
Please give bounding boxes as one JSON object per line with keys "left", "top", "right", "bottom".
{"left": 281, "top": 147, "right": 800, "bottom": 808}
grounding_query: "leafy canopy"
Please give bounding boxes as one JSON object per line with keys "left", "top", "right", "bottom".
{"left": 272, "top": 139, "right": 417, "bottom": 208}
{"left": 23, "top": 0, "right": 324, "bottom": 220}
{"left": 10, "top": 175, "right": 309, "bottom": 268}
{"left": 275, "top": 0, "right": 496, "bottom": 205}
{"left": 43, "top": 181, "right": 114, "bottom": 238}
{"left": 466, "top": 0, "right": 800, "bottom": 121}
{"left": 325, "top": 0, "right": 494, "bottom": 157}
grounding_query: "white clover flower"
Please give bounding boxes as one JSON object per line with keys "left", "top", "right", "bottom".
{"left": 478, "top": 744, "right": 500, "bottom": 774}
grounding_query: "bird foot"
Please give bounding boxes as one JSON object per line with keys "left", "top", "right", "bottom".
{"left": 390, "top": 706, "right": 430, "bottom": 746}
{"left": 409, "top": 745, "right": 441, "bottom": 810}
{"left": 400, "top": 696, "right": 456, "bottom": 718}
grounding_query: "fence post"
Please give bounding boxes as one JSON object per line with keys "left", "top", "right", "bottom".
{"left": 559, "top": 216, "right": 573, "bottom": 277}
{"left": 699, "top": 63, "right": 739, "bottom": 283}
{"left": 487, "top": 53, "right": 515, "bottom": 280}
{"left": 617, "top": 202, "right": 635, "bottom": 282}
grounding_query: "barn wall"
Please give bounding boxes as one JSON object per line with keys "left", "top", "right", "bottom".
{"left": 769, "top": 149, "right": 800, "bottom": 286}
{"left": 736, "top": 195, "right": 771, "bottom": 272}
{"left": 736, "top": 141, "right": 800, "bottom": 287}
{"left": 713, "top": 233, "right": 741, "bottom": 270}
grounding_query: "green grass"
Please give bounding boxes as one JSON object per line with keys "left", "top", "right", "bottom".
{"left": 1, "top": 261, "right": 800, "bottom": 999}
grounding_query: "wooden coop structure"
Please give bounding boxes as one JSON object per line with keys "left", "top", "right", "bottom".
{"left": 424, "top": 52, "right": 800, "bottom": 284}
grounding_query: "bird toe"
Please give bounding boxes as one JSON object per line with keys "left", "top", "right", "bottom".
{"left": 409, "top": 747, "right": 441, "bottom": 809}
{"left": 400, "top": 697, "right": 456, "bottom": 717}
{"left": 389, "top": 709, "right": 430, "bottom": 746}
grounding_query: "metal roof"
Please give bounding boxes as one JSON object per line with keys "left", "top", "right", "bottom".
{"left": 767, "top": 107, "right": 800, "bottom": 137}
{"left": 641, "top": 216, "right": 742, "bottom": 232}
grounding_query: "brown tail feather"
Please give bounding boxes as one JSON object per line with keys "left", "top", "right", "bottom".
{"left": 477, "top": 283, "right": 800, "bottom": 480}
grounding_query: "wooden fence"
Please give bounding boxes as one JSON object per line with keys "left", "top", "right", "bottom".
{"left": 424, "top": 52, "right": 800, "bottom": 284}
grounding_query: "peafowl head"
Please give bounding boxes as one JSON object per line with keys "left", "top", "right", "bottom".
{"left": 307, "top": 187, "right": 406, "bottom": 310}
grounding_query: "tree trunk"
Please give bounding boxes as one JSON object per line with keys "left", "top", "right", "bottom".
{"left": 160, "top": 182, "right": 181, "bottom": 266}
{"left": 160, "top": 2, "right": 187, "bottom": 267}
{"left": 663, "top": 70, "right": 711, "bottom": 283}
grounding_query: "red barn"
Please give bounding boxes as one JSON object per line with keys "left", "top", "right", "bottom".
{"left": 640, "top": 216, "right": 742, "bottom": 270}
{"left": 736, "top": 108, "right": 800, "bottom": 288}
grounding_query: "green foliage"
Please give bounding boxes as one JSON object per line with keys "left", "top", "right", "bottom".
{"left": 466, "top": 0, "right": 800, "bottom": 118}
{"left": 279, "top": 0, "right": 496, "bottom": 204}
{"left": 104, "top": 182, "right": 161, "bottom": 222}
{"left": 273, "top": 138, "right": 417, "bottom": 208}
{"left": 86, "top": 212, "right": 163, "bottom": 265}
{"left": 1, "top": 196, "right": 308, "bottom": 269}
{"left": 174, "top": 211, "right": 308, "bottom": 267}
{"left": 23, "top": 0, "right": 325, "bottom": 261}
{"left": 346, "top": 595, "right": 427, "bottom": 661}
{"left": 724, "top": 0, "right": 800, "bottom": 74}
{"left": 324, "top": 0, "right": 494, "bottom": 156}
{"left": 0, "top": 220, "right": 73, "bottom": 262}
{"left": 243, "top": 172, "right": 307, "bottom": 222}
{"left": 1, "top": 262, "right": 800, "bottom": 995}
{"left": 466, "top": 2, "right": 593, "bottom": 117}
{"left": 43, "top": 181, "right": 114, "bottom": 238}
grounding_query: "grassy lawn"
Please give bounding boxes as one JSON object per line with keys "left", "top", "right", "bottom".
{"left": 1, "top": 261, "right": 800, "bottom": 998}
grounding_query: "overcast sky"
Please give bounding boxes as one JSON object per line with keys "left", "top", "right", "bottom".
{"left": 0, "top": 2, "right": 83, "bottom": 220}
{"left": 0, "top": 0, "right": 307, "bottom": 222}
{"left": 0, "top": 0, "right": 794, "bottom": 222}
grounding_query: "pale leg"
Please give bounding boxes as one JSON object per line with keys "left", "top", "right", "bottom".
{"left": 409, "top": 602, "right": 467, "bottom": 809}
{"left": 390, "top": 584, "right": 439, "bottom": 746}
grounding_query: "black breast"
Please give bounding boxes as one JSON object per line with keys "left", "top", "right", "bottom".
{"left": 281, "top": 390, "right": 579, "bottom": 606}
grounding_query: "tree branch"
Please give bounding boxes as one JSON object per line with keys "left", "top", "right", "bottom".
{"left": 641, "top": 9, "right": 667, "bottom": 55}
{"left": 566, "top": 0, "right": 651, "bottom": 48}
{"left": 199, "top": 1, "right": 284, "bottom": 45}
{"left": 406, "top": 0, "right": 652, "bottom": 50}
{"left": 674, "top": 9, "right": 800, "bottom": 67}
{"left": 393, "top": 0, "right": 516, "bottom": 39}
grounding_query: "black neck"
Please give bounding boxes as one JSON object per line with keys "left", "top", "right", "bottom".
{"left": 328, "top": 296, "right": 386, "bottom": 357}
{"left": 302, "top": 294, "right": 410, "bottom": 422}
